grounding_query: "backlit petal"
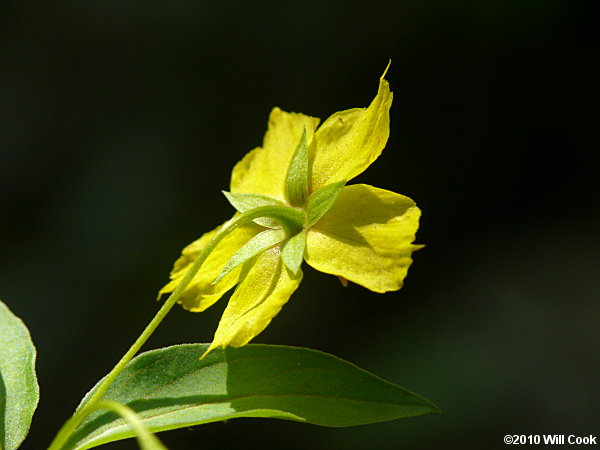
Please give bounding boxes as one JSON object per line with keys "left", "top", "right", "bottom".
{"left": 230, "top": 107, "right": 320, "bottom": 200}
{"left": 205, "top": 246, "right": 302, "bottom": 354}
{"left": 305, "top": 184, "right": 421, "bottom": 293}
{"left": 310, "top": 74, "right": 392, "bottom": 192}
{"left": 158, "top": 221, "right": 263, "bottom": 311}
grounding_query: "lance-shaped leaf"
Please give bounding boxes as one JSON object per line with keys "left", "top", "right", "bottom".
{"left": 0, "top": 300, "right": 40, "bottom": 450}
{"left": 65, "top": 344, "right": 438, "bottom": 449}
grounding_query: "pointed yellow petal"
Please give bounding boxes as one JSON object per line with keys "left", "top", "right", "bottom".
{"left": 310, "top": 74, "right": 392, "bottom": 192}
{"left": 231, "top": 107, "right": 320, "bottom": 200}
{"left": 205, "top": 246, "right": 302, "bottom": 354}
{"left": 158, "top": 221, "right": 263, "bottom": 311}
{"left": 305, "top": 184, "right": 421, "bottom": 293}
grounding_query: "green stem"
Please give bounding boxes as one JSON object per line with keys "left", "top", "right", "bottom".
{"left": 48, "top": 205, "right": 300, "bottom": 450}
{"left": 93, "top": 401, "right": 167, "bottom": 450}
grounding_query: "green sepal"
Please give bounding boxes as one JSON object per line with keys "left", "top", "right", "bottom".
{"left": 281, "top": 230, "right": 306, "bottom": 275}
{"left": 231, "top": 205, "right": 305, "bottom": 237}
{"left": 305, "top": 181, "right": 346, "bottom": 227}
{"left": 214, "top": 229, "right": 286, "bottom": 283}
{"left": 0, "top": 299, "right": 40, "bottom": 450}
{"left": 223, "top": 191, "right": 285, "bottom": 228}
{"left": 284, "top": 128, "right": 310, "bottom": 207}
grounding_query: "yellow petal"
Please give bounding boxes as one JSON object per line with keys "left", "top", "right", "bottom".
{"left": 310, "top": 73, "right": 392, "bottom": 192}
{"left": 230, "top": 107, "right": 320, "bottom": 201}
{"left": 305, "top": 184, "right": 421, "bottom": 293}
{"left": 158, "top": 221, "right": 263, "bottom": 311}
{"left": 205, "top": 246, "right": 302, "bottom": 354}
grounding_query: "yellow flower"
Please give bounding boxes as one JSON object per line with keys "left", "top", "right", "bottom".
{"left": 159, "top": 65, "right": 422, "bottom": 354}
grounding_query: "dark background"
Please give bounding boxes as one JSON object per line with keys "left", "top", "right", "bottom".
{"left": 1, "top": 1, "right": 598, "bottom": 449}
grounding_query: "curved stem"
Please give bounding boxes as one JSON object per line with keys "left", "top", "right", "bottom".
{"left": 94, "top": 401, "right": 167, "bottom": 450}
{"left": 48, "top": 205, "right": 297, "bottom": 450}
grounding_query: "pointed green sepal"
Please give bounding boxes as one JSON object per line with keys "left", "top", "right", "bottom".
{"left": 284, "top": 128, "right": 310, "bottom": 207}
{"left": 214, "top": 229, "right": 286, "bottom": 283}
{"left": 231, "top": 205, "right": 305, "bottom": 237}
{"left": 281, "top": 230, "right": 306, "bottom": 275}
{"left": 305, "top": 181, "right": 346, "bottom": 227}
{"left": 223, "top": 191, "right": 285, "bottom": 228}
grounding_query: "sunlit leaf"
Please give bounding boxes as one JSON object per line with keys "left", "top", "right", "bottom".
{"left": 66, "top": 344, "right": 438, "bottom": 449}
{"left": 0, "top": 300, "right": 39, "bottom": 450}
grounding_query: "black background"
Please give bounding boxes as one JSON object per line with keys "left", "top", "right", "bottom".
{"left": 1, "top": 1, "right": 598, "bottom": 449}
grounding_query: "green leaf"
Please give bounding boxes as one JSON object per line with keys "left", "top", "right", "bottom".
{"left": 222, "top": 191, "right": 284, "bottom": 227}
{"left": 214, "top": 229, "right": 285, "bottom": 283}
{"left": 0, "top": 300, "right": 40, "bottom": 450}
{"left": 305, "top": 180, "right": 346, "bottom": 227}
{"left": 281, "top": 230, "right": 306, "bottom": 275}
{"left": 66, "top": 344, "right": 438, "bottom": 449}
{"left": 284, "top": 128, "right": 309, "bottom": 207}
